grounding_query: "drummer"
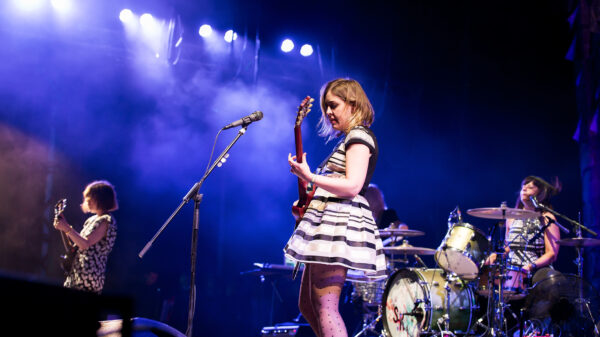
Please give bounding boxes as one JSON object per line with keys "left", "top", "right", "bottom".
{"left": 365, "top": 183, "right": 408, "bottom": 246}
{"left": 487, "top": 176, "right": 562, "bottom": 275}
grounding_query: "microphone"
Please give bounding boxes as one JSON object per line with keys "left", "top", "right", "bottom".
{"left": 222, "top": 111, "right": 263, "bottom": 130}
{"left": 529, "top": 195, "right": 541, "bottom": 210}
{"left": 530, "top": 196, "right": 569, "bottom": 233}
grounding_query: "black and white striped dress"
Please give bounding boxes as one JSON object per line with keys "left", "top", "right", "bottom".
{"left": 284, "top": 126, "right": 387, "bottom": 280}
{"left": 506, "top": 217, "right": 546, "bottom": 267}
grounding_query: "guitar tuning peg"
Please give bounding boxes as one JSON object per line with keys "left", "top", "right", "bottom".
{"left": 224, "top": 154, "right": 230, "bottom": 159}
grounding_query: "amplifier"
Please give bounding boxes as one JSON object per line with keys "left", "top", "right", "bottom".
{"left": 261, "top": 323, "right": 312, "bottom": 337}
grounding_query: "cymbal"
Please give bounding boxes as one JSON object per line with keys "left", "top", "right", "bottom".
{"left": 556, "top": 238, "right": 600, "bottom": 247}
{"left": 378, "top": 229, "right": 425, "bottom": 237}
{"left": 382, "top": 243, "right": 436, "bottom": 255}
{"left": 467, "top": 207, "right": 539, "bottom": 220}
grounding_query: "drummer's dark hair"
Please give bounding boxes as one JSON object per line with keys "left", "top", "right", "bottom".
{"left": 515, "top": 175, "right": 562, "bottom": 209}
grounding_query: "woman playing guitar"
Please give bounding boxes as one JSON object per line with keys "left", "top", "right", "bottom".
{"left": 53, "top": 180, "right": 118, "bottom": 294}
{"left": 284, "top": 78, "right": 385, "bottom": 337}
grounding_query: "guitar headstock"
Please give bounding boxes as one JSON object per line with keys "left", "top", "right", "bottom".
{"left": 54, "top": 198, "right": 67, "bottom": 219}
{"left": 295, "top": 96, "right": 314, "bottom": 127}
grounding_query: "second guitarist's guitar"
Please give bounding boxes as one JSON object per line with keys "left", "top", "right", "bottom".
{"left": 54, "top": 199, "right": 78, "bottom": 276}
{"left": 291, "top": 96, "right": 315, "bottom": 279}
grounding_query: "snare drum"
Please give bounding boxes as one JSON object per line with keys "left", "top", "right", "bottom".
{"left": 477, "top": 264, "right": 529, "bottom": 300}
{"left": 382, "top": 268, "right": 475, "bottom": 337}
{"left": 435, "top": 222, "right": 488, "bottom": 280}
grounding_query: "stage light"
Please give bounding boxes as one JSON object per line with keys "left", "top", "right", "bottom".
{"left": 224, "top": 30, "right": 237, "bottom": 43}
{"left": 300, "top": 44, "right": 313, "bottom": 57}
{"left": 12, "top": 0, "right": 44, "bottom": 12}
{"left": 281, "top": 39, "right": 294, "bottom": 53}
{"left": 198, "top": 24, "right": 212, "bottom": 38}
{"left": 119, "top": 9, "right": 134, "bottom": 23}
{"left": 50, "top": 0, "right": 72, "bottom": 13}
{"left": 139, "top": 13, "right": 155, "bottom": 28}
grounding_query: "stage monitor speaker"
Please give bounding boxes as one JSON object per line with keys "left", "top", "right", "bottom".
{"left": 0, "top": 273, "right": 133, "bottom": 337}
{"left": 98, "top": 317, "right": 186, "bottom": 337}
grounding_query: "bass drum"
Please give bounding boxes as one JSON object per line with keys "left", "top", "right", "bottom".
{"left": 382, "top": 268, "right": 475, "bottom": 337}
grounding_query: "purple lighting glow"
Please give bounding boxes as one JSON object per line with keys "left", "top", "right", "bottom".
{"left": 12, "top": 0, "right": 44, "bottom": 12}
{"left": 50, "top": 0, "right": 72, "bottom": 13}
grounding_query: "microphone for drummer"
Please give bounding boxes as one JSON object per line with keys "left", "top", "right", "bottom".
{"left": 529, "top": 196, "right": 569, "bottom": 233}
{"left": 530, "top": 196, "right": 542, "bottom": 211}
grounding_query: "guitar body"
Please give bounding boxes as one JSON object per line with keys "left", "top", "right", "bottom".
{"left": 292, "top": 195, "right": 316, "bottom": 226}
{"left": 291, "top": 188, "right": 316, "bottom": 227}
{"left": 60, "top": 248, "right": 78, "bottom": 276}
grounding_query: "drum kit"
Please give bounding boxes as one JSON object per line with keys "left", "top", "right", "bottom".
{"left": 347, "top": 204, "right": 600, "bottom": 337}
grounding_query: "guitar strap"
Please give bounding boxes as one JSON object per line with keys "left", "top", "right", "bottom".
{"left": 309, "top": 138, "right": 344, "bottom": 190}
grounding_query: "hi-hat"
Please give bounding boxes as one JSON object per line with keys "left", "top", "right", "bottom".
{"left": 467, "top": 207, "right": 539, "bottom": 220}
{"left": 382, "top": 242, "right": 435, "bottom": 255}
{"left": 378, "top": 229, "right": 425, "bottom": 237}
{"left": 556, "top": 238, "right": 600, "bottom": 247}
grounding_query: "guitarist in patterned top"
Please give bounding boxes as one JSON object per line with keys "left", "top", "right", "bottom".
{"left": 284, "top": 79, "right": 385, "bottom": 337}
{"left": 53, "top": 180, "right": 118, "bottom": 294}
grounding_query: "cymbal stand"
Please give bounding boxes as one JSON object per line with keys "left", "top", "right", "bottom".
{"left": 572, "top": 213, "right": 600, "bottom": 336}
{"left": 436, "top": 273, "right": 456, "bottom": 337}
{"left": 352, "top": 308, "right": 382, "bottom": 337}
{"left": 488, "top": 206, "right": 508, "bottom": 337}
{"left": 488, "top": 254, "right": 508, "bottom": 337}
{"left": 575, "top": 213, "right": 584, "bottom": 279}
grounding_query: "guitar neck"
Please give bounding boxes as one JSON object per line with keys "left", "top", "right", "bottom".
{"left": 294, "top": 125, "right": 308, "bottom": 204}
{"left": 59, "top": 229, "right": 73, "bottom": 252}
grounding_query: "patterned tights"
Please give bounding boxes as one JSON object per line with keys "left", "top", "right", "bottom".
{"left": 299, "top": 263, "right": 348, "bottom": 337}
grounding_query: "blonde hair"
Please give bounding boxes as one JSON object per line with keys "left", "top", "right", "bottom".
{"left": 318, "top": 78, "right": 375, "bottom": 140}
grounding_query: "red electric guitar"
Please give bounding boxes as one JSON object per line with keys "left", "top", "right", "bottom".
{"left": 291, "top": 96, "right": 315, "bottom": 279}
{"left": 291, "top": 96, "right": 316, "bottom": 226}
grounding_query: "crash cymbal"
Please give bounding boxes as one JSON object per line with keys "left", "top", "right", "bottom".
{"left": 378, "top": 229, "right": 425, "bottom": 237}
{"left": 382, "top": 242, "right": 436, "bottom": 255}
{"left": 556, "top": 238, "right": 600, "bottom": 247}
{"left": 467, "top": 207, "right": 539, "bottom": 220}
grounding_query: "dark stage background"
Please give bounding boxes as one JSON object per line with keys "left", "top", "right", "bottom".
{"left": 0, "top": 0, "right": 584, "bottom": 336}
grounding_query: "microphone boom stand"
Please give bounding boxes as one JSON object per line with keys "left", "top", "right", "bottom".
{"left": 534, "top": 203, "right": 597, "bottom": 237}
{"left": 138, "top": 125, "right": 249, "bottom": 337}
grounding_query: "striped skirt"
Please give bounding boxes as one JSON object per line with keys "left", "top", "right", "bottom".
{"left": 283, "top": 188, "right": 387, "bottom": 281}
